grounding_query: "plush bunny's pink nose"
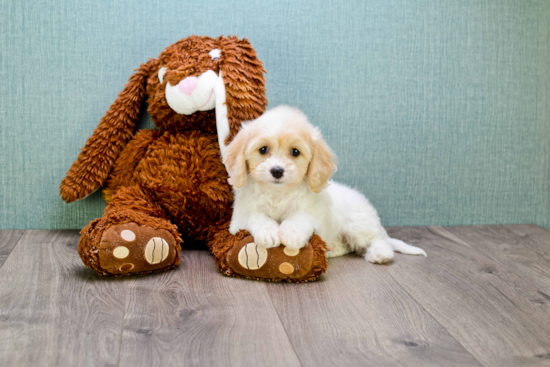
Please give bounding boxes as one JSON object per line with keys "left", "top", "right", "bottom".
{"left": 178, "top": 77, "right": 198, "bottom": 95}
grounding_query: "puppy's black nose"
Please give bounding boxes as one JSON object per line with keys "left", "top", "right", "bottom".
{"left": 270, "top": 167, "right": 284, "bottom": 179}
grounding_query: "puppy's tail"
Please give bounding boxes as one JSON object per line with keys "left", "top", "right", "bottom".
{"left": 389, "top": 238, "right": 427, "bottom": 257}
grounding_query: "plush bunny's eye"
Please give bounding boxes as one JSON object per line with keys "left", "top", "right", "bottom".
{"left": 209, "top": 49, "right": 221, "bottom": 61}
{"left": 158, "top": 67, "right": 167, "bottom": 83}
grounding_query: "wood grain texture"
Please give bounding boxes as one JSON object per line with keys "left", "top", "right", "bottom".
{"left": 118, "top": 250, "right": 301, "bottom": 367}
{"left": 266, "top": 255, "right": 482, "bottom": 367}
{"left": 443, "top": 225, "right": 550, "bottom": 298}
{"left": 2, "top": 226, "right": 550, "bottom": 367}
{"left": 505, "top": 224, "right": 550, "bottom": 262}
{"left": 0, "top": 230, "right": 127, "bottom": 367}
{"left": 385, "top": 226, "right": 550, "bottom": 367}
{"left": 0, "top": 229, "right": 24, "bottom": 267}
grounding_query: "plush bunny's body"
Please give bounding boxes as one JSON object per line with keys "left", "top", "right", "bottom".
{"left": 61, "top": 36, "right": 328, "bottom": 281}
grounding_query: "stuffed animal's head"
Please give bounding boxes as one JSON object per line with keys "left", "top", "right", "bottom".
{"left": 146, "top": 36, "right": 266, "bottom": 136}
{"left": 60, "top": 35, "right": 266, "bottom": 203}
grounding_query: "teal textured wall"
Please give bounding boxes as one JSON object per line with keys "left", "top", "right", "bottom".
{"left": 1, "top": 0, "right": 549, "bottom": 230}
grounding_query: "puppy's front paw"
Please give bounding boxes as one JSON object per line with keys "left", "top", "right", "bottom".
{"left": 253, "top": 222, "right": 281, "bottom": 249}
{"left": 279, "top": 221, "right": 311, "bottom": 250}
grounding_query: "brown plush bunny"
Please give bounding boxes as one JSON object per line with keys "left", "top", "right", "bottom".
{"left": 60, "top": 35, "right": 328, "bottom": 282}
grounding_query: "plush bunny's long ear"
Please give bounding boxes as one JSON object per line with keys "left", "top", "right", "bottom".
{"left": 218, "top": 37, "right": 267, "bottom": 145}
{"left": 60, "top": 58, "right": 159, "bottom": 203}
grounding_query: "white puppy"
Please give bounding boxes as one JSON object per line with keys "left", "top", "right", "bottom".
{"left": 221, "top": 106, "right": 426, "bottom": 263}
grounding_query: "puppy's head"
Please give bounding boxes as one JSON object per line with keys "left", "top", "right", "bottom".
{"left": 224, "top": 106, "right": 337, "bottom": 193}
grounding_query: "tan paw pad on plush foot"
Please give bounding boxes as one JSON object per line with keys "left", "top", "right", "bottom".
{"left": 98, "top": 223, "right": 178, "bottom": 275}
{"left": 238, "top": 243, "right": 268, "bottom": 270}
{"left": 228, "top": 236, "right": 314, "bottom": 280}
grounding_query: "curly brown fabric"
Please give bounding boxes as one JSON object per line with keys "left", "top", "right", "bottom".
{"left": 102, "top": 129, "right": 160, "bottom": 203}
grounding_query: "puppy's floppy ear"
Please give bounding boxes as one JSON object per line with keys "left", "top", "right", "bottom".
{"left": 223, "top": 128, "right": 249, "bottom": 188}
{"left": 60, "top": 58, "right": 159, "bottom": 203}
{"left": 307, "top": 132, "right": 337, "bottom": 193}
{"left": 218, "top": 36, "right": 267, "bottom": 145}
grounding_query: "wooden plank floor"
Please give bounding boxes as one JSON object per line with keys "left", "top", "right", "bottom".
{"left": 0, "top": 225, "right": 549, "bottom": 366}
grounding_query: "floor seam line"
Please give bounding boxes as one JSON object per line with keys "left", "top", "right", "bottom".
{"left": 385, "top": 226, "right": 489, "bottom": 367}
{"left": 116, "top": 279, "right": 129, "bottom": 367}
{"left": 0, "top": 229, "right": 26, "bottom": 270}
{"left": 383, "top": 265, "right": 486, "bottom": 367}
{"left": 265, "top": 283, "right": 304, "bottom": 367}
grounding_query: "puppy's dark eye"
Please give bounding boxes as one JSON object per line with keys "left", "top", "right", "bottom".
{"left": 259, "top": 146, "right": 269, "bottom": 155}
{"left": 291, "top": 148, "right": 300, "bottom": 157}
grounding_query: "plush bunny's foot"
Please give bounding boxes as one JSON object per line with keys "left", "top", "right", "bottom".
{"left": 208, "top": 226, "right": 328, "bottom": 282}
{"left": 79, "top": 220, "right": 181, "bottom": 276}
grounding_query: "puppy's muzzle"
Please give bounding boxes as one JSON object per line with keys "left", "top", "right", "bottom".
{"left": 270, "top": 167, "right": 284, "bottom": 179}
